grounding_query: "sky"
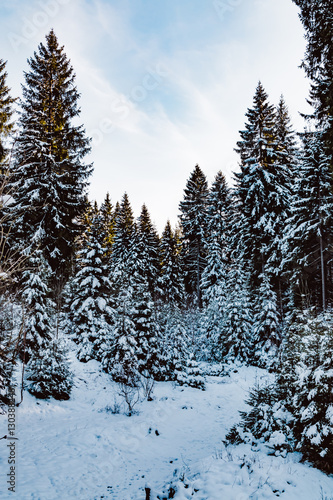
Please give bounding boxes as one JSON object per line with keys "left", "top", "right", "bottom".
{"left": 0, "top": 0, "right": 311, "bottom": 233}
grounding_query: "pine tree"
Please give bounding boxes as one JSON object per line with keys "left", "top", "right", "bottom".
{"left": 292, "top": 312, "right": 333, "bottom": 473}
{"left": 253, "top": 271, "right": 281, "bottom": 367}
{"left": 200, "top": 235, "right": 227, "bottom": 362}
{"left": 234, "top": 83, "right": 291, "bottom": 300}
{"left": 69, "top": 213, "right": 113, "bottom": 362}
{"left": 103, "top": 288, "right": 139, "bottom": 387}
{"left": 0, "top": 296, "right": 15, "bottom": 413}
{"left": 137, "top": 204, "right": 160, "bottom": 301}
{"left": 21, "top": 251, "right": 54, "bottom": 358}
{"left": 129, "top": 232, "right": 163, "bottom": 379}
{"left": 223, "top": 266, "right": 252, "bottom": 363}
{"left": 100, "top": 192, "right": 115, "bottom": 258}
{"left": 179, "top": 164, "right": 209, "bottom": 307}
{"left": 111, "top": 193, "right": 135, "bottom": 264}
{"left": 158, "top": 221, "right": 185, "bottom": 307}
{"left": 292, "top": 0, "right": 333, "bottom": 163}
{"left": 283, "top": 131, "right": 333, "bottom": 310}
{"left": 26, "top": 336, "right": 73, "bottom": 400}
{"left": 8, "top": 30, "right": 92, "bottom": 288}
{"left": 158, "top": 304, "right": 188, "bottom": 380}
{"left": 0, "top": 59, "right": 16, "bottom": 167}
{"left": 206, "top": 171, "right": 232, "bottom": 257}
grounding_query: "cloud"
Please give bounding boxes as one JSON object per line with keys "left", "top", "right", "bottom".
{"left": 0, "top": 0, "right": 311, "bottom": 232}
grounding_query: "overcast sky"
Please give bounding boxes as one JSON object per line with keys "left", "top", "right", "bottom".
{"left": 0, "top": 0, "right": 310, "bottom": 232}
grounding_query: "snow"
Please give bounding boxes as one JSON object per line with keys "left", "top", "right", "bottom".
{"left": 0, "top": 353, "right": 332, "bottom": 500}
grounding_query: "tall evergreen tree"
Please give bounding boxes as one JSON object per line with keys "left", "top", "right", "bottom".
{"left": 283, "top": 131, "right": 333, "bottom": 310}
{"left": 8, "top": 30, "right": 92, "bottom": 288}
{"left": 0, "top": 59, "right": 16, "bottom": 167}
{"left": 292, "top": 0, "right": 333, "bottom": 165}
{"left": 68, "top": 213, "right": 113, "bottom": 362}
{"left": 158, "top": 221, "right": 184, "bottom": 307}
{"left": 100, "top": 192, "right": 115, "bottom": 258}
{"left": 179, "top": 164, "right": 209, "bottom": 307}
{"left": 136, "top": 204, "right": 160, "bottom": 300}
{"left": 234, "top": 83, "right": 291, "bottom": 306}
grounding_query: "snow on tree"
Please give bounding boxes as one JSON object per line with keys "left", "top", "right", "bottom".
{"left": 102, "top": 288, "right": 140, "bottom": 387}
{"left": 292, "top": 0, "right": 333, "bottom": 158}
{"left": 26, "top": 336, "right": 73, "bottom": 400}
{"left": 129, "top": 232, "right": 164, "bottom": 379}
{"left": 282, "top": 130, "right": 333, "bottom": 310}
{"left": 177, "top": 353, "right": 205, "bottom": 390}
{"left": 8, "top": 30, "right": 92, "bottom": 290}
{"left": 253, "top": 271, "right": 281, "bottom": 368}
{"left": 136, "top": 204, "right": 160, "bottom": 301}
{"left": 292, "top": 312, "right": 333, "bottom": 473}
{"left": 69, "top": 213, "right": 113, "bottom": 362}
{"left": 233, "top": 82, "right": 291, "bottom": 305}
{"left": 200, "top": 234, "right": 227, "bottom": 362}
{"left": 0, "top": 296, "right": 16, "bottom": 413}
{"left": 21, "top": 250, "right": 72, "bottom": 400}
{"left": 21, "top": 251, "right": 54, "bottom": 357}
{"left": 158, "top": 221, "right": 185, "bottom": 307}
{"left": 222, "top": 266, "right": 252, "bottom": 364}
{"left": 0, "top": 58, "right": 16, "bottom": 166}
{"left": 100, "top": 192, "right": 116, "bottom": 258}
{"left": 179, "top": 164, "right": 209, "bottom": 307}
{"left": 157, "top": 304, "right": 189, "bottom": 380}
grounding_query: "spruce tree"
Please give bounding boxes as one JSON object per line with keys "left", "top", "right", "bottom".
{"left": 21, "top": 251, "right": 54, "bottom": 358}
{"left": 292, "top": 0, "right": 333, "bottom": 163}
{"left": 179, "top": 164, "right": 209, "bottom": 307}
{"left": 137, "top": 204, "right": 160, "bottom": 301}
{"left": 253, "top": 270, "right": 281, "bottom": 367}
{"left": 233, "top": 82, "right": 292, "bottom": 333}
{"left": 129, "top": 231, "right": 163, "bottom": 379}
{"left": 223, "top": 266, "right": 252, "bottom": 363}
{"left": 158, "top": 221, "right": 185, "bottom": 307}
{"left": 69, "top": 213, "right": 113, "bottom": 362}
{"left": 100, "top": 192, "right": 115, "bottom": 258}
{"left": 8, "top": 30, "right": 92, "bottom": 288}
{"left": 0, "top": 59, "right": 16, "bottom": 167}
{"left": 283, "top": 131, "right": 333, "bottom": 310}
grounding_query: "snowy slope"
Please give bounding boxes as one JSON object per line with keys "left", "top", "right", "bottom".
{"left": 0, "top": 353, "right": 332, "bottom": 500}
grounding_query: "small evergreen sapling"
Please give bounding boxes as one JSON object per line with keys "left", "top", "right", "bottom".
{"left": 177, "top": 354, "right": 205, "bottom": 390}
{"left": 26, "top": 337, "right": 73, "bottom": 400}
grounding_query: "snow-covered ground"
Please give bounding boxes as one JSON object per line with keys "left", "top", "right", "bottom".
{"left": 0, "top": 353, "right": 332, "bottom": 500}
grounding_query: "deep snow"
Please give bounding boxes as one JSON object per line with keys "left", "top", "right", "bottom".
{"left": 0, "top": 352, "right": 332, "bottom": 499}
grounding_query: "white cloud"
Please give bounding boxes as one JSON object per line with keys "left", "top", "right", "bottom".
{"left": 0, "top": 0, "right": 311, "bottom": 232}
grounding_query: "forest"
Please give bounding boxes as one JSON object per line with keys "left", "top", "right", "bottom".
{"left": 0, "top": 0, "right": 332, "bottom": 496}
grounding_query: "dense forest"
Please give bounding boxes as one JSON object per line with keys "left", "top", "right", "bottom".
{"left": 0, "top": 0, "right": 332, "bottom": 478}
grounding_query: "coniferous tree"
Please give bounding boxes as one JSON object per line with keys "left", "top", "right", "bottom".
{"left": 0, "top": 59, "right": 16, "bottom": 167}
{"left": 253, "top": 270, "right": 281, "bottom": 366}
{"left": 109, "top": 193, "right": 135, "bottom": 306}
{"left": 158, "top": 221, "right": 185, "bottom": 307}
{"left": 292, "top": 0, "right": 333, "bottom": 163}
{"left": 283, "top": 131, "right": 333, "bottom": 310}
{"left": 100, "top": 192, "right": 115, "bottom": 258}
{"left": 129, "top": 232, "right": 163, "bottom": 378}
{"left": 21, "top": 251, "right": 54, "bottom": 358}
{"left": 234, "top": 83, "right": 289, "bottom": 292}
{"left": 223, "top": 266, "right": 252, "bottom": 363}
{"left": 8, "top": 30, "right": 92, "bottom": 290}
{"left": 179, "top": 164, "right": 209, "bottom": 307}
{"left": 26, "top": 336, "right": 73, "bottom": 400}
{"left": 103, "top": 287, "right": 139, "bottom": 387}
{"left": 137, "top": 204, "right": 160, "bottom": 300}
{"left": 206, "top": 170, "right": 232, "bottom": 260}
{"left": 69, "top": 213, "right": 113, "bottom": 362}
